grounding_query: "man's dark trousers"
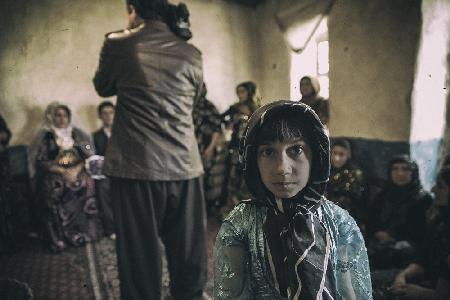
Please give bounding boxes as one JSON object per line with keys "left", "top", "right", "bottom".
{"left": 110, "top": 176, "right": 207, "bottom": 300}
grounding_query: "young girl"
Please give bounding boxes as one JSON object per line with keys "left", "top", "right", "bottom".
{"left": 214, "top": 100, "right": 372, "bottom": 299}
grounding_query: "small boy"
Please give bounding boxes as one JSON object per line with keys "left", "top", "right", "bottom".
{"left": 92, "top": 100, "right": 115, "bottom": 238}
{"left": 214, "top": 100, "right": 372, "bottom": 299}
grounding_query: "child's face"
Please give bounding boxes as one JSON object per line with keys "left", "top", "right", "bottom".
{"left": 99, "top": 106, "right": 115, "bottom": 127}
{"left": 331, "top": 145, "right": 350, "bottom": 169}
{"left": 257, "top": 137, "right": 312, "bottom": 198}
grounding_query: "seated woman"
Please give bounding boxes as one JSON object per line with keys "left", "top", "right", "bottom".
{"left": 214, "top": 101, "right": 372, "bottom": 299}
{"left": 35, "top": 104, "right": 97, "bottom": 252}
{"left": 327, "top": 138, "right": 366, "bottom": 232}
{"left": 376, "top": 166, "right": 450, "bottom": 299}
{"left": 368, "top": 155, "right": 433, "bottom": 269}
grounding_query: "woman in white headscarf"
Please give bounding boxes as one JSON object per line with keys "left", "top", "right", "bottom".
{"left": 34, "top": 104, "right": 97, "bottom": 252}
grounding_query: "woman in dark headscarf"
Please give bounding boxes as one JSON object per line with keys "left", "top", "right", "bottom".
{"left": 214, "top": 100, "right": 372, "bottom": 299}
{"left": 35, "top": 104, "right": 98, "bottom": 252}
{"left": 299, "top": 76, "right": 329, "bottom": 126}
{"left": 368, "top": 155, "right": 433, "bottom": 269}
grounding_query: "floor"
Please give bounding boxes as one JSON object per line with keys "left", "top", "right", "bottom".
{"left": 0, "top": 216, "right": 221, "bottom": 300}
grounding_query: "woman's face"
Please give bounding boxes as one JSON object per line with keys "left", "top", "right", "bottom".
{"left": 331, "top": 145, "right": 350, "bottom": 169}
{"left": 53, "top": 108, "right": 70, "bottom": 129}
{"left": 390, "top": 162, "right": 413, "bottom": 186}
{"left": 236, "top": 86, "right": 249, "bottom": 103}
{"left": 431, "top": 176, "right": 449, "bottom": 207}
{"left": 257, "top": 137, "right": 312, "bottom": 198}
{"left": 300, "top": 78, "right": 314, "bottom": 97}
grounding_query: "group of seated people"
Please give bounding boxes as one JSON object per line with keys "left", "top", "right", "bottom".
{"left": 325, "top": 139, "right": 450, "bottom": 299}
{"left": 0, "top": 101, "right": 116, "bottom": 253}
{"left": 0, "top": 75, "right": 448, "bottom": 298}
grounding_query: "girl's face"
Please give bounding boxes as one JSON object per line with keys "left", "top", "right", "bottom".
{"left": 53, "top": 108, "right": 70, "bottom": 129}
{"left": 331, "top": 145, "right": 350, "bottom": 169}
{"left": 236, "top": 86, "right": 249, "bottom": 103}
{"left": 390, "top": 162, "right": 413, "bottom": 186}
{"left": 431, "top": 176, "right": 449, "bottom": 207}
{"left": 257, "top": 137, "right": 312, "bottom": 198}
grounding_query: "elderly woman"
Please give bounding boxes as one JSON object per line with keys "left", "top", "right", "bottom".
{"left": 372, "top": 166, "right": 450, "bottom": 299}
{"left": 35, "top": 104, "right": 97, "bottom": 252}
{"left": 369, "top": 155, "right": 433, "bottom": 269}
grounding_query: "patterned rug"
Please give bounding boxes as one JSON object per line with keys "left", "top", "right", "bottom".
{"left": 0, "top": 217, "right": 219, "bottom": 299}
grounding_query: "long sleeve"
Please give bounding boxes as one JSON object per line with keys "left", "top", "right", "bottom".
{"left": 335, "top": 210, "right": 373, "bottom": 299}
{"left": 214, "top": 205, "right": 251, "bottom": 299}
{"left": 93, "top": 38, "right": 119, "bottom": 97}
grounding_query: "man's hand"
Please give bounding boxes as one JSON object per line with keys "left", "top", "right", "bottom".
{"left": 127, "top": 5, "right": 142, "bottom": 30}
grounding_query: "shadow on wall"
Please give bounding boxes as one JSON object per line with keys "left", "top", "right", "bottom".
{"left": 15, "top": 104, "right": 45, "bottom": 144}
{"left": 76, "top": 104, "right": 99, "bottom": 132}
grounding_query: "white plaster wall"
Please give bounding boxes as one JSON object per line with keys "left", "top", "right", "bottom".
{"left": 328, "top": 0, "right": 422, "bottom": 142}
{"left": 0, "top": 0, "right": 259, "bottom": 145}
{"left": 254, "top": 0, "right": 291, "bottom": 104}
{"left": 410, "top": 0, "right": 450, "bottom": 143}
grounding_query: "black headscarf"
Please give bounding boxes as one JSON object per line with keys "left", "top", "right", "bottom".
{"left": 240, "top": 100, "right": 336, "bottom": 299}
{"left": 387, "top": 154, "right": 421, "bottom": 194}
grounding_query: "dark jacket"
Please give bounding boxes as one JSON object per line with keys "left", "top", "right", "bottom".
{"left": 92, "top": 129, "right": 109, "bottom": 157}
{"left": 93, "top": 21, "right": 204, "bottom": 180}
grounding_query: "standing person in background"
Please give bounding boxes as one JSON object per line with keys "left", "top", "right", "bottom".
{"left": 193, "top": 83, "right": 224, "bottom": 215}
{"left": 92, "top": 101, "right": 115, "bottom": 239}
{"left": 220, "top": 81, "right": 261, "bottom": 219}
{"left": 299, "top": 76, "right": 329, "bottom": 127}
{"left": 93, "top": 0, "right": 207, "bottom": 299}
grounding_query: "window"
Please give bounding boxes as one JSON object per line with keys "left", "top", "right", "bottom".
{"left": 290, "top": 17, "right": 329, "bottom": 100}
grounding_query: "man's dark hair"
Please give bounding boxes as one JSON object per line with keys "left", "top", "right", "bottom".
{"left": 126, "top": 0, "right": 168, "bottom": 20}
{"left": 98, "top": 101, "right": 115, "bottom": 116}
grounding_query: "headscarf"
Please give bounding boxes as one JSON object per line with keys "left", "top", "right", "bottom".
{"left": 240, "top": 100, "right": 336, "bottom": 299}
{"left": 300, "top": 76, "right": 321, "bottom": 97}
{"left": 387, "top": 154, "right": 421, "bottom": 195}
{"left": 51, "top": 104, "right": 74, "bottom": 150}
{"left": 330, "top": 138, "right": 352, "bottom": 171}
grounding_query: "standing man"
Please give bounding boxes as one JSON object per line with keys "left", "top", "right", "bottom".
{"left": 93, "top": 1, "right": 207, "bottom": 299}
{"left": 92, "top": 101, "right": 115, "bottom": 239}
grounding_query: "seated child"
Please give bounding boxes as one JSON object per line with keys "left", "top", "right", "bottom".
{"left": 214, "top": 100, "right": 372, "bottom": 299}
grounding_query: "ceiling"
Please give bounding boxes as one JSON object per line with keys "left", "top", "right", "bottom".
{"left": 225, "top": 0, "right": 266, "bottom": 8}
